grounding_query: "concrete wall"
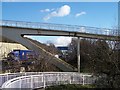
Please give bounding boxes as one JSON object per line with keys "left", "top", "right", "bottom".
{"left": 0, "top": 42, "right": 27, "bottom": 58}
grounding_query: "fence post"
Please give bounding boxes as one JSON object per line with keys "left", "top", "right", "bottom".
{"left": 42, "top": 74, "right": 43, "bottom": 82}
{"left": 19, "top": 78, "right": 22, "bottom": 89}
{"left": 43, "top": 73, "right": 46, "bottom": 88}
{"left": 31, "top": 76, "right": 33, "bottom": 89}
{"left": 82, "top": 75, "right": 85, "bottom": 85}
{"left": 6, "top": 74, "right": 8, "bottom": 81}
{"left": 69, "top": 75, "right": 72, "bottom": 84}
{"left": 57, "top": 73, "right": 59, "bottom": 85}
{"left": 24, "top": 72, "right": 26, "bottom": 76}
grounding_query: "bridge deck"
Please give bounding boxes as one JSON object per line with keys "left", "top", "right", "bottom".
{"left": 0, "top": 20, "right": 119, "bottom": 36}
{"left": 0, "top": 20, "right": 119, "bottom": 41}
{"left": 1, "top": 25, "right": 119, "bottom": 41}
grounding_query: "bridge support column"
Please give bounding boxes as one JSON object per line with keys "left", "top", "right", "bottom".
{"left": 77, "top": 37, "right": 81, "bottom": 73}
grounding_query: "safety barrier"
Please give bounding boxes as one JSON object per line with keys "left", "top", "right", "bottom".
{"left": 1, "top": 72, "right": 94, "bottom": 89}
{"left": 0, "top": 20, "right": 118, "bottom": 36}
{"left": 0, "top": 72, "right": 45, "bottom": 87}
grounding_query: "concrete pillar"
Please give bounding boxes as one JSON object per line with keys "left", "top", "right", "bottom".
{"left": 77, "top": 37, "right": 80, "bottom": 73}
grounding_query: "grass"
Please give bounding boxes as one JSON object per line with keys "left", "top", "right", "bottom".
{"left": 45, "top": 84, "right": 95, "bottom": 90}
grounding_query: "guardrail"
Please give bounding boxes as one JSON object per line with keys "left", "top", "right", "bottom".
{"left": 0, "top": 20, "right": 118, "bottom": 36}
{"left": 0, "top": 72, "right": 45, "bottom": 87}
{"left": 1, "top": 72, "right": 94, "bottom": 89}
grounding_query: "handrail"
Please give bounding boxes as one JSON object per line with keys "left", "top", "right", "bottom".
{"left": 0, "top": 72, "right": 92, "bottom": 88}
{"left": 0, "top": 20, "right": 118, "bottom": 36}
{"left": 1, "top": 72, "right": 94, "bottom": 89}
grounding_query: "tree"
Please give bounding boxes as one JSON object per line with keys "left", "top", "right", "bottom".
{"left": 91, "top": 40, "right": 120, "bottom": 88}
{"left": 66, "top": 38, "right": 77, "bottom": 67}
{"left": 65, "top": 37, "right": 120, "bottom": 88}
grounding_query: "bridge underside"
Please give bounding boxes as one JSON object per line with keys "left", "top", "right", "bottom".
{"left": 0, "top": 26, "right": 119, "bottom": 71}
{"left": 2, "top": 26, "right": 120, "bottom": 41}
{"left": 0, "top": 36, "right": 16, "bottom": 43}
{"left": 0, "top": 26, "right": 78, "bottom": 71}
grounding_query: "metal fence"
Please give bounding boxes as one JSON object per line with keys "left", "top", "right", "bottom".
{"left": 0, "top": 72, "right": 40, "bottom": 87}
{"left": 0, "top": 20, "right": 118, "bottom": 36}
{"left": 1, "top": 72, "right": 94, "bottom": 89}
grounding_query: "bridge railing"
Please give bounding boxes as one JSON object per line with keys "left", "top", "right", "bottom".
{"left": 0, "top": 20, "right": 118, "bottom": 36}
{"left": 0, "top": 72, "right": 93, "bottom": 87}
{"left": 1, "top": 72, "right": 94, "bottom": 89}
{"left": 0, "top": 72, "right": 50, "bottom": 87}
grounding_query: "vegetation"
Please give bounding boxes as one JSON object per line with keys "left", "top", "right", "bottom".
{"left": 61, "top": 38, "right": 120, "bottom": 88}
{"left": 2, "top": 35, "right": 120, "bottom": 88}
{"left": 2, "top": 38, "right": 61, "bottom": 73}
{"left": 45, "top": 84, "right": 95, "bottom": 90}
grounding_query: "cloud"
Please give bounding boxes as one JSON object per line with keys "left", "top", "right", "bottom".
{"left": 75, "top": 11, "right": 86, "bottom": 17}
{"left": 43, "top": 5, "right": 71, "bottom": 21}
{"left": 25, "top": 35, "right": 72, "bottom": 46}
{"left": 80, "top": 27, "right": 86, "bottom": 32}
{"left": 54, "top": 36, "right": 72, "bottom": 46}
{"left": 40, "top": 8, "right": 55, "bottom": 13}
{"left": 40, "top": 9, "right": 50, "bottom": 12}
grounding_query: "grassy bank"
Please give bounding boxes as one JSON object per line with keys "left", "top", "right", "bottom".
{"left": 45, "top": 84, "right": 95, "bottom": 90}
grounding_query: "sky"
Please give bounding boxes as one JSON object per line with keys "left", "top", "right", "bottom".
{"left": 1, "top": 0, "right": 120, "bottom": 2}
{"left": 2, "top": 2, "right": 118, "bottom": 46}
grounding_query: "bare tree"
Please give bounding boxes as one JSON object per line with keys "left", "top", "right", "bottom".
{"left": 65, "top": 37, "right": 120, "bottom": 88}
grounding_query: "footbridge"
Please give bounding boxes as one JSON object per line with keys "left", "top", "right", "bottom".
{"left": 0, "top": 20, "right": 119, "bottom": 72}
{"left": 1, "top": 20, "right": 119, "bottom": 41}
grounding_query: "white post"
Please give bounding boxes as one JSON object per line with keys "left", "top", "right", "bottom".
{"left": 82, "top": 75, "right": 85, "bottom": 85}
{"left": 69, "top": 75, "right": 72, "bottom": 84}
{"left": 6, "top": 74, "right": 8, "bottom": 81}
{"left": 57, "top": 74, "right": 59, "bottom": 85}
{"left": 42, "top": 73, "right": 43, "bottom": 82}
{"left": 77, "top": 37, "right": 81, "bottom": 73}
{"left": 43, "top": 74, "right": 46, "bottom": 88}
{"left": 24, "top": 72, "right": 26, "bottom": 76}
{"left": 19, "top": 78, "right": 22, "bottom": 89}
{"left": 31, "top": 76, "right": 33, "bottom": 89}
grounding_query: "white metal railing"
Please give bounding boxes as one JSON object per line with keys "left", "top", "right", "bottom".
{"left": 1, "top": 72, "right": 94, "bottom": 89}
{"left": 0, "top": 20, "right": 118, "bottom": 36}
{"left": 0, "top": 72, "right": 44, "bottom": 87}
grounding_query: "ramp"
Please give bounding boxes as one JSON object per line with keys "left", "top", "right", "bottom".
{"left": 24, "top": 37, "right": 77, "bottom": 71}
